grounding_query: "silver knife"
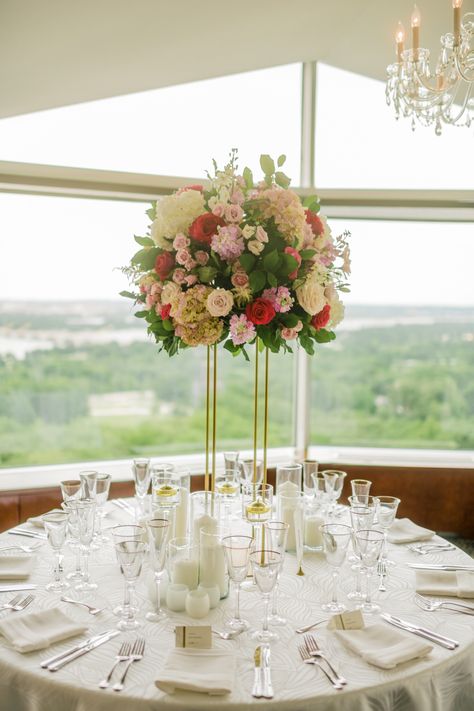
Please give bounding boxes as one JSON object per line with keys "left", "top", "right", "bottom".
{"left": 381, "top": 614, "right": 459, "bottom": 649}
{"left": 408, "top": 563, "right": 474, "bottom": 571}
{"left": 262, "top": 645, "right": 274, "bottom": 699}
{"left": 48, "top": 630, "right": 120, "bottom": 671}
{"left": 41, "top": 630, "right": 118, "bottom": 669}
{"left": 8, "top": 529, "right": 47, "bottom": 540}
{"left": 0, "top": 584, "right": 37, "bottom": 593}
{"left": 252, "top": 646, "right": 263, "bottom": 698}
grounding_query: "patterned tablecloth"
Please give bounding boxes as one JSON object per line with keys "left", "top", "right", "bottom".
{"left": 0, "top": 500, "right": 473, "bottom": 711}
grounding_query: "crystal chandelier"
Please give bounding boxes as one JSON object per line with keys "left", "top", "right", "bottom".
{"left": 386, "top": 1, "right": 474, "bottom": 134}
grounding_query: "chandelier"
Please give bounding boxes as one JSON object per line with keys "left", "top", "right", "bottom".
{"left": 386, "top": 1, "right": 474, "bottom": 134}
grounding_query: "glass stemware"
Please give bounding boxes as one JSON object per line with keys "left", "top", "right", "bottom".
{"left": 74, "top": 498, "right": 97, "bottom": 592}
{"left": 132, "top": 458, "right": 151, "bottom": 517}
{"left": 348, "top": 505, "right": 376, "bottom": 599}
{"left": 350, "top": 479, "right": 372, "bottom": 505}
{"left": 111, "top": 524, "right": 146, "bottom": 616}
{"left": 374, "top": 496, "right": 401, "bottom": 565}
{"left": 320, "top": 523, "right": 352, "bottom": 613}
{"left": 146, "top": 518, "right": 171, "bottom": 622}
{"left": 240, "top": 459, "right": 263, "bottom": 487}
{"left": 216, "top": 452, "right": 240, "bottom": 523}
{"left": 94, "top": 472, "right": 111, "bottom": 543}
{"left": 353, "top": 528, "right": 385, "bottom": 613}
{"left": 311, "top": 474, "right": 327, "bottom": 513}
{"left": 61, "top": 500, "right": 83, "bottom": 583}
{"left": 60, "top": 479, "right": 82, "bottom": 502}
{"left": 222, "top": 535, "right": 253, "bottom": 632}
{"left": 242, "top": 483, "right": 273, "bottom": 525}
{"left": 264, "top": 521, "right": 289, "bottom": 628}
{"left": 79, "top": 470, "right": 98, "bottom": 499}
{"left": 322, "top": 470, "right": 347, "bottom": 517}
{"left": 250, "top": 550, "right": 282, "bottom": 643}
{"left": 115, "top": 540, "right": 146, "bottom": 631}
{"left": 42, "top": 511, "right": 69, "bottom": 591}
{"left": 302, "top": 459, "right": 319, "bottom": 499}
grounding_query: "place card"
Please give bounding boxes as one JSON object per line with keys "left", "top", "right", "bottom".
{"left": 175, "top": 625, "right": 212, "bottom": 649}
{"left": 327, "top": 609, "right": 365, "bottom": 631}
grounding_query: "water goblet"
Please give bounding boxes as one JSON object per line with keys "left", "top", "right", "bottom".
{"left": 348, "top": 505, "right": 375, "bottom": 599}
{"left": 79, "top": 470, "right": 98, "bottom": 499}
{"left": 374, "top": 496, "right": 401, "bottom": 565}
{"left": 264, "top": 521, "right": 289, "bottom": 628}
{"left": 322, "top": 470, "right": 347, "bottom": 517}
{"left": 115, "top": 540, "right": 146, "bottom": 631}
{"left": 302, "top": 460, "right": 319, "bottom": 499}
{"left": 311, "top": 474, "right": 327, "bottom": 513}
{"left": 61, "top": 500, "right": 83, "bottom": 583}
{"left": 320, "top": 523, "right": 352, "bottom": 613}
{"left": 42, "top": 511, "right": 69, "bottom": 592}
{"left": 350, "top": 479, "right": 372, "bottom": 505}
{"left": 250, "top": 550, "right": 282, "bottom": 643}
{"left": 132, "top": 458, "right": 151, "bottom": 517}
{"left": 353, "top": 528, "right": 385, "bottom": 613}
{"left": 146, "top": 518, "right": 171, "bottom": 622}
{"left": 222, "top": 535, "right": 253, "bottom": 632}
{"left": 60, "top": 479, "right": 82, "bottom": 502}
{"left": 74, "top": 498, "right": 98, "bottom": 592}
{"left": 111, "top": 524, "right": 146, "bottom": 616}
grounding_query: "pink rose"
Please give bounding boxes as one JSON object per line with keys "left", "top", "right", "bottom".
{"left": 211, "top": 203, "right": 226, "bottom": 218}
{"left": 185, "top": 274, "right": 198, "bottom": 286}
{"left": 230, "top": 188, "right": 245, "bottom": 205}
{"left": 281, "top": 327, "right": 298, "bottom": 340}
{"left": 225, "top": 203, "right": 244, "bottom": 223}
{"left": 255, "top": 226, "right": 269, "bottom": 244}
{"left": 172, "top": 268, "right": 186, "bottom": 284}
{"left": 176, "top": 248, "right": 191, "bottom": 266}
{"left": 173, "top": 233, "right": 190, "bottom": 250}
{"left": 195, "top": 250, "right": 209, "bottom": 266}
{"left": 231, "top": 271, "right": 249, "bottom": 288}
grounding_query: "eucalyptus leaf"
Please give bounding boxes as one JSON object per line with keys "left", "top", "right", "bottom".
{"left": 260, "top": 154, "right": 275, "bottom": 176}
{"left": 119, "top": 290, "right": 137, "bottom": 300}
{"left": 277, "top": 154, "right": 286, "bottom": 167}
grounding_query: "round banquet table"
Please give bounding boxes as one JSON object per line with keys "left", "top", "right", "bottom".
{"left": 0, "top": 500, "right": 473, "bottom": 711}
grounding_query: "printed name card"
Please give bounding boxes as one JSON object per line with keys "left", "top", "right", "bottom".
{"left": 175, "top": 625, "right": 212, "bottom": 649}
{"left": 327, "top": 609, "right": 365, "bottom": 631}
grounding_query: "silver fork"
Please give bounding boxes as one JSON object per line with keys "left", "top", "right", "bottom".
{"left": 304, "top": 634, "right": 347, "bottom": 685}
{"left": 0, "top": 543, "right": 43, "bottom": 553}
{"left": 297, "top": 644, "right": 343, "bottom": 691}
{"left": 414, "top": 593, "right": 474, "bottom": 614}
{"left": 0, "top": 594, "right": 34, "bottom": 612}
{"left": 60, "top": 596, "right": 104, "bottom": 616}
{"left": 0, "top": 594, "right": 22, "bottom": 610}
{"left": 113, "top": 638, "right": 145, "bottom": 691}
{"left": 377, "top": 560, "right": 387, "bottom": 592}
{"left": 408, "top": 544, "right": 454, "bottom": 555}
{"left": 99, "top": 642, "right": 131, "bottom": 689}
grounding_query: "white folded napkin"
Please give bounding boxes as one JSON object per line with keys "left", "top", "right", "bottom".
{"left": 334, "top": 623, "right": 432, "bottom": 669}
{"left": 27, "top": 508, "right": 63, "bottom": 528}
{"left": 0, "top": 556, "right": 34, "bottom": 580}
{"left": 416, "top": 570, "right": 474, "bottom": 598}
{"left": 155, "top": 649, "right": 235, "bottom": 695}
{"left": 387, "top": 518, "right": 434, "bottom": 544}
{"left": 0, "top": 606, "right": 87, "bottom": 653}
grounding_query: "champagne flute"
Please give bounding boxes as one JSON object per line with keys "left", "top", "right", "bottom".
{"left": 222, "top": 535, "right": 253, "bottom": 632}
{"left": 374, "top": 496, "right": 401, "bottom": 565}
{"left": 353, "top": 528, "right": 385, "bottom": 613}
{"left": 348, "top": 505, "right": 375, "bottom": 600}
{"left": 94, "top": 473, "right": 111, "bottom": 543}
{"left": 115, "top": 540, "right": 146, "bottom": 631}
{"left": 132, "top": 458, "right": 151, "bottom": 517}
{"left": 111, "top": 524, "right": 145, "bottom": 617}
{"left": 42, "top": 512, "right": 69, "bottom": 591}
{"left": 320, "top": 523, "right": 352, "bottom": 612}
{"left": 250, "top": 550, "right": 282, "bottom": 643}
{"left": 146, "top": 518, "right": 171, "bottom": 622}
{"left": 74, "top": 498, "right": 97, "bottom": 592}
{"left": 264, "top": 521, "right": 289, "bottom": 628}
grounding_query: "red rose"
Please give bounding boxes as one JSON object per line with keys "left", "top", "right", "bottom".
{"left": 154, "top": 252, "right": 175, "bottom": 281}
{"left": 160, "top": 304, "right": 171, "bottom": 320}
{"left": 245, "top": 298, "right": 276, "bottom": 326}
{"left": 189, "top": 213, "right": 225, "bottom": 245}
{"left": 311, "top": 304, "right": 331, "bottom": 330}
{"left": 284, "top": 246, "right": 302, "bottom": 280}
{"left": 305, "top": 209, "right": 324, "bottom": 237}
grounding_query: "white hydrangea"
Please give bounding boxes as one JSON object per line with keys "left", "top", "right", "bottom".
{"left": 151, "top": 190, "right": 205, "bottom": 250}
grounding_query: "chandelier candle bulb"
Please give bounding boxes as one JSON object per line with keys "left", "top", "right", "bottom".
{"left": 396, "top": 21, "right": 405, "bottom": 61}
{"left": 411, "top": 4, "right": 421, "bottom": 60}
{"left": 453, "top": 0, "right": 463, "bottom": 45}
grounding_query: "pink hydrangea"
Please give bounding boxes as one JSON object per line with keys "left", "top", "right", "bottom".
{"left": 229, "top": 313, "right": 256, "bottom": 345}
{"left": 211, "top": 225, "right": 245, "bottom": 263}
{"left": 262, "top": 286, "right": 294, "bottom": 313}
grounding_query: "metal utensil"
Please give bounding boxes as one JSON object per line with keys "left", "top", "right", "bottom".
{"left": 0, "top": 594, "right": 22, "bottom": 610}
{"left": 408, "top": 543, "right": 455, "bottom": 555}
{"left": 0, "top": 593, "right": 34, "bottom": 612}
{"left": 377, "top": 559, "right": 387, "bottom": 592}
{"left": 41, "top": 630, "right": 117, "bottom": 669}
{"left": 408, "top": 563, "right": 474, "bottom": 571}
{"left": 113, "top": 637, "right": 145, "bottom": 691}
{"left": 8, "top": 529, "right": 47, "bottom": 540}
{"left": 99, "top": 642, "right": 132, "bottom": 689}
{"left": 298, "top": 644, "right": 343, "bottom": 690}
{"left": 414, "top": 593, "right": 474, "bottom": 614}
{"left": 60, "top": 596, "right": 104, "bottom": 616}
{"left": 212, "top": 628, "right": 243, "bottom": 640}
{"left": 381, "top": 613, "right": 459, "bottom": 649}
{"left": 295, "top": 619, "right": 327, "bottom": 634}
{"left": 261, "top": 645, "right": 274, "bottom": 698}
{"left": 0, "top": 543, "right": 43, "bottom": 553}
{"left": 304, "top": 634, "right": 347, "bottom": 685}
{"left": 252, "top": 646, "right": 263, "bottom": 698}
{"left": 0, "top": 584, "right": 37, "bottom": 593}
{"left": 48, "top": 630, "right": 120, "bottom": 671}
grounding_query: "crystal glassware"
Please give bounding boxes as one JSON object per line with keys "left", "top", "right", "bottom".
{"left": 264, "top": 521, "right": 289, "bottom": 627}
{"left": 353, "top": 528, "right": 385, "bottom": 613}
{"left": 111, "top": 524, "right": 145, "bottom": 616}
{"left": 276, "top": 463, "right": 302, "bottom": 495}
{"left": 132, "top": 458, "right": 151, "bottom": 517}
{"left": 94, "top": 472, "right": 111, "bottom": 543}
{"left": 374, "top": 496, "right": 401, "bottom": 565}
{"left": 311, "top": 474, "right": 327, "bottom": 513}
{"left": 167, "top": 536, "right": 199, "bottom": 589}
{"left": 60, "top": 479, "right": 82, "bottom": 502}
{"left": 320, "top": 522, "right": 352, "bottom": 613}
{"left": 79, "top": 470, "right": 98, "bottom": 499}
{"left": 74, "top": 498, "right": 97, "bottom": 592}
{"left": 42, "top": 511, "right": 69, "bottom": 591}
{"left": 240, "top": 459, "right": 263, "bottom": 487}
{"left": 250, "top": 549, "right": 282, "bottom": 643}
{"left": 61, "top": 500, "right": 83, "bottom": 583}
{"left": 242, "top": 483, "right": 273, "bottom": 525}
{"left": 302, "top": 459, "right": 319, "bottom": 498}
{"left": 350, "top": 479, "right": 372, "bottom": 505}
{"left": 348, "top": 505, "right": 376, "bottom": 599}
{"left": 190, "top": 491, "right": 218, "bottom": 542}
{"left": 222, "top": 535, "right": 253, "bottom": 632}
{"left": 216, "top": 453, "right": 240, "bottom": 523}
{"left": 146, "top": 518, "right": 171, "bottom": 622}
{"left": 322, "top": 470, "right": 347, "bottom": 517}
{"left": 115, "top": 540, "right": 146, "bottom": 631}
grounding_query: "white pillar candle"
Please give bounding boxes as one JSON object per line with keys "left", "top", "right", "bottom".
{"left": 282, "top": 506, "right": 297, "bottom": 551}
{"left": 172, "top": 558, "right": 199, "bottom": 590}
{"left": 185, "top": 589, "right": 210, "bottom": 619}
{"left": 199, "top": 541, "right": 228, "bottom": 597}
{"left": 278, "top": 480, "right": 300, "bottom": 498}
{"left": 198, "top": 583, "right": 220, "bottom": 609}
{"left": 304, "top": 515, "right": 324, "bottom": 548}
{"left": 166, "top": 583, "right": 189, "bottom": 612}
{"left": 175, "top": 487, "right": 189, "bottom": 538}
{"left": 193, "top": 513, "right": 217, "bottom": 544}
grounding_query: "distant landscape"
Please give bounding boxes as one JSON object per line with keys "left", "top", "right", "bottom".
{"left": 0, "top": 300, "right": 473, "bottom": 467}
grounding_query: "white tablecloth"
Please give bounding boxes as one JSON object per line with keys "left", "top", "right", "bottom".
{"left": 0, "top": 502, "right": 473, "bottom": 711}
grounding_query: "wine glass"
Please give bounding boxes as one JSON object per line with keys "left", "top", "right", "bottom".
{"left": 374, "top": 496, "right": 401, "bottom": 565}
{"left": 111, "top": 524, "right": 146, "bottom": 616}
{"left": 42, "top": 511, "right": 69, "bottom": 591}
{"left": 61, "top": 500, "right": 83, "bottom": 583}
{"left": 114, "top": 540, "right": 146, "bottom": 631}
{"left": 94, "top": 473, "right": 111, "bottom": 543}
{"left": 311, "top": 474, "right": 327, "bottom": 513}
{"left": 60, "top": 479, "right": 82, "bottom": 502}
{"left": 222, "top": 535, "right": 253, "bottom": 632}
{"left": 320, "top": 523, "right": 352, "bottom": 613}
{"left": 348, "top": 505, "right": 375, "bottom": 600}
{"left": 353, "top": 528, "right": 385, "bottom": 613}
{"left": 264, "top": 521, "right": 289, "bottom": 628}
{"left": 250, "top": 550, "right": 282, "bottom": 643}
{"left": 350, "top": 479, "right": 372, "bottom": 505}
{"left": 79, "top": 470, "right": 98, "bottom": 499}
{"left": 132, "top": 458, "right": 151, "bottom": 517}
{"left": 146, "top": 518, "right": 171, "bottom": 622}
{"left": 240, "top": 459, "right": 263, "bottom": 487}
{"left": 322, "top": 470, "right": 347, "bottom": 517}
{"left": 74, "top": 499, "right": 97, "bottom": 592}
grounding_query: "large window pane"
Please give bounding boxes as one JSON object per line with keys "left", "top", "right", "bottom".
{"left": 315, "top": 63, "right": 472, "bottom": 189}
{"left": 0, "top": 64, "right": 301, "bottom": 181}
{"left": 311, "top": 219, "right": 474, "bottom": 451}
{"left": 0, "top": 194, "right": 294, "bottom": 469}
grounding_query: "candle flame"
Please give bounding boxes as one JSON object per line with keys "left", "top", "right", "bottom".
{"left": 411, "top": 4, "right": 421, "bottom": 28}
{"left": 452, "top": 0, "right": 463, "bottom": 8}
{"left": 396, "top": 21, "right": 406, "bottom": 43}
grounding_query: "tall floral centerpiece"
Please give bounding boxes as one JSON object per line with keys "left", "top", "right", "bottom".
{"left": 122, "top": 151, "right": 350, "bottom": 491}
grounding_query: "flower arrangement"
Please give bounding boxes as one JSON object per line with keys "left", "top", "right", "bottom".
{"left": 121, "top": 150, "right": 350, "bottom": 359}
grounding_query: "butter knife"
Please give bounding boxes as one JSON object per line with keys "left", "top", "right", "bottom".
{"left": 408, "top": 563, "right": 474, "bottom": 571}
{"left": 262, "top": 645, "right": 274, "bottom": 699}
{"left": 0, "top": 584, "right": 37, "bottom": 593}
{"left": 48, "top": 630, "right": 120, "bottom": 671}
{"left": 381, "top": 614, "right": 459, "bottom": 649}
{"left": 252, "top": 646, "right": 263, "bottom": 698}
{"left": 8, "top": 529, "right": 47, "bottom": 540}
{"left": 41, "top": 630, "right": 118, "bottom": 669}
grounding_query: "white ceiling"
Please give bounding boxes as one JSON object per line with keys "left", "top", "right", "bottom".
{"left": 1, "top": 0, "right": 473, "bottom": 119}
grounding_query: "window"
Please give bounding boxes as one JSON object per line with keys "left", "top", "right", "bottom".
{"left": 310, "top": 219, "right": 474, "bottom": 451}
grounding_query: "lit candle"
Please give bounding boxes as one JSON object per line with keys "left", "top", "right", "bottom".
{"left": 396, "top": 21, "right": 405, "bottom": 62}
{"left": 453, "top": 0, "right": 463, "bottom": 45}
{"left": 411, "top": 4, "right": 421, "bottom": 61}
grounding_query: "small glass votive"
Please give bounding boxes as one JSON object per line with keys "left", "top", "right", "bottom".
{"left": 198, "top": 582, "right": 220, "bottom": 609}
{"left": 303, "top": 502, "right": 324, "bottom": 551}
{"left": 166, "top": 583, "right": 189, "bottom": 612}
{"left": 242, "top": 483, "right": 273, "bottom": 524}
{"left": 190, "top": 491, "right": 218, "bottom": 542}
{"left": 276, "top": 464, "right": 302, "bottom": 496}
{"left": 350, "top": 479, "right": 372, "bottom": 505}
{"left": 168, "top": 537, "right": 199, "bottom": 589}
{"left": 185, "top": 589, "right": 210, "bottom": 619}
